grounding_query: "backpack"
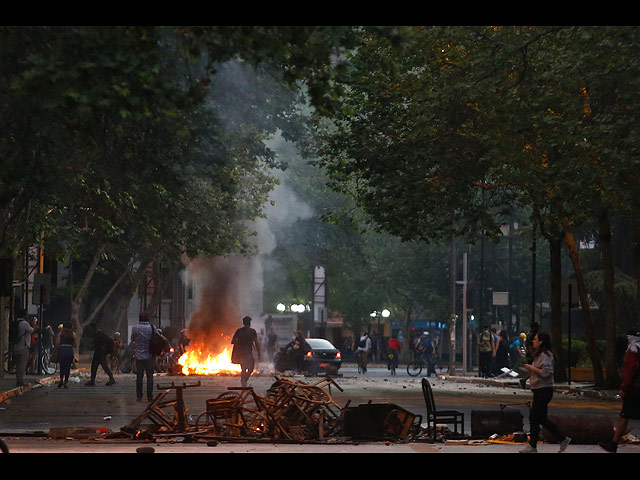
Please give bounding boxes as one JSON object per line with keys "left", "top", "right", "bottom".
{"left": 479, "top": 331, "right": 492, "bottom": 352}
{"left": 358, "top": 337, "right": 367, "bottom": 349}
{"left": 150, "top": 325, "right": 166, "bottom": 356}
{"left": 8, "top": 318, "right": 21, "bottom": 347}
{"left": 96, "top": 331, "right": 114, "bottom": 354}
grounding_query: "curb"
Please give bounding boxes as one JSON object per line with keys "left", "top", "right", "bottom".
{"left": 0, "top": 375, "right": 60, "bottom": 404}
{"left": 438, "top": 373, "right": 618, "bottom": 400}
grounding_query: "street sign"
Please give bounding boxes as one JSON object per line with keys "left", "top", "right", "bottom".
{"left": 492, "top": 291, "right": 509, "bottom": 306}
{"left": 32, "top": 273, "right": 51, "bottom": 305}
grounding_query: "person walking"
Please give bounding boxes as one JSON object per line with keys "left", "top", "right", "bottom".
{"left": 519, "top": 331, "right": 571, "bottom": 453}
{"left": 84, "top": 324, "right": 116, "bottom": 387}
{"left": 131, "top": 312, "right": 155, "bottom": 402}
{"left": 494, "top": 329, "right": 510, "bottom": 372}
{"left": 231, "top": 316, "right": 260, "bottom": 387}
{"left": 355, "top": 332, "right": 371, "bottom": 373}
{"left": 55, "top": 323, "right": 76, "bottom": 388}
{"left": 477, "top": 326, "right": 494, "bottom": 378}
{"left": 599, "top": 329, "right": 640, "bottom": 453}
{"left": 12, "top": 309, "right": 34, "bottom": 387}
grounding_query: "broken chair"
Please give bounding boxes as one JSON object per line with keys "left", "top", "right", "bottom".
{"left": 421, "top": 377, "right": 464, "bottom": 435}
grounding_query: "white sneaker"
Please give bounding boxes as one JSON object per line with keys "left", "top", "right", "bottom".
{"left": 558, "top": 436, "right": 571, "bottom": 453}
{"left": 519, "top": 445, "right": 537, "bottom": 453}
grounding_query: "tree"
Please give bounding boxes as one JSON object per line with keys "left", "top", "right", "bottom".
{"left": 311, "top": 26, "right": 640, "bottom": 387}
{"left": 0, "top": 26, "right": 363, "bottom": 352}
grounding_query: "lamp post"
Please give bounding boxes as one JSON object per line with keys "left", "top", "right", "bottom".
{"left": 370, "top": 308, "right": 391, "bottom": 337}
{"left": 455, "top": 252, "right": 469, "bottom": 375}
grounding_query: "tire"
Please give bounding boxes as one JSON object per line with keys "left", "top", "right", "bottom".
{"left": 41, "top": 353, "right": 57, "bottom": 375}
{"left": 407, "top": 361, "right": 423, "bottom": 377}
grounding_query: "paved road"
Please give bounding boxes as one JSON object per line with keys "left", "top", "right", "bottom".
{"left": 1, "top": 364, "right": 639, "bottom": 454}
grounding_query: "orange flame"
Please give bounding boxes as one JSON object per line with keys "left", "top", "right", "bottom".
{"left": 178, "top": 343, "right": 241, "bottom": 376}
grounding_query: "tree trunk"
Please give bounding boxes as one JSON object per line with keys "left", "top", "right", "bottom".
{"left": 401, "top": 303, "right": 413, "bottom": 364}
{"left": 549, "top": 234, "right": 566, "bottom": 382}
{"left": 112, "top": 261, "right": 151, "bottom": 339}
{"left": 70, "top": 246, "right": 105, "bottom": 343}
{"left": 562, "top": 217, "right": 604, "bottom": 388}
{"left": 82, "top": 262, "right": 136, "bottom": 331}
{"left": 599, "top": 212, "right": 621, "bottom": 388}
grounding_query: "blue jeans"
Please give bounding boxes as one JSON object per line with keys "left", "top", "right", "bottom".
{"left": 136, "top": 356, "right": 156, "bottom": 400}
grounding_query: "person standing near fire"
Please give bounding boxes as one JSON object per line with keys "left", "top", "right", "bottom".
{"left": 231, "top": 316, "right": 260, "bottom": 387}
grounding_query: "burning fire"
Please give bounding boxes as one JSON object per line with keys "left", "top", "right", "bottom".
{"left": 178, "top": 343, "right": 241, "bottom": 376}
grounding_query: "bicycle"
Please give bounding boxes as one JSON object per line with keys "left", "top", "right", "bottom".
{"left": 407, "top": 351, "right": 430, "bottom": 377}
{"left": 40, "top": 347, "right": 57, "bottom": 375}
{"left": 386, "top": 349, "right": 398, "bottom": 375}
{"left": 3, "top": 351, "right": 16, "bottom": 374}
{"left": 108, "top": 349, "right": 121, "bottom": 374}
{"left": 407, "top": 351, "right": 440, "bottom": 377}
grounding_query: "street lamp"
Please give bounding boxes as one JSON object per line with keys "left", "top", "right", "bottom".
{"left": 276, "top": 303, "right": 285, "bottom": 312}
{"left": 370, "top": 308, "right": 391, "bottom": 336}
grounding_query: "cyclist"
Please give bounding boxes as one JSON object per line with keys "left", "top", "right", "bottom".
{"left": 386, "top": 334, "right": 401, "bottom": 372}
{"left": 355, "top": 332, "right": 371, "bottom": 373}
{"left": 415, "top": 332, "right": 436, "bottom": 377}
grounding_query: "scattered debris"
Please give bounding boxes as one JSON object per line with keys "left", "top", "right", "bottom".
{"left": 83, "top": 376, "right": 440, "bottom": 445}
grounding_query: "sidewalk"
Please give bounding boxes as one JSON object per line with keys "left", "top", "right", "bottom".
{"left": 0, "top": 353, "right": 93, "bottom": 404}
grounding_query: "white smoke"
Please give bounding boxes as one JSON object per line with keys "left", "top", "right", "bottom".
{"left": 183, "top": 131, "right": 313, "bottom": 351}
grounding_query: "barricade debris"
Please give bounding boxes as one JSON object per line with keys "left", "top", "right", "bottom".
{"left": 78, "top": 376, "right": 464, "bottom": 445}
{"left": 61, "top": 376, "right": 623, "bottom": 447}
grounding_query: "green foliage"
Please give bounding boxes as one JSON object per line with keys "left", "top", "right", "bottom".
{"left": 0, "top": 26, "right": 361, "bottom": 325}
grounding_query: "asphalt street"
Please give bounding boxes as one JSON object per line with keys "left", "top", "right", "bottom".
{"left": 1, "top": 360, "right": 639, "bottom": 455}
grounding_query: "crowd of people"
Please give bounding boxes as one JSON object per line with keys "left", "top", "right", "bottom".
{"left": 478, "top": 324, "right": 534, "bottom": 379}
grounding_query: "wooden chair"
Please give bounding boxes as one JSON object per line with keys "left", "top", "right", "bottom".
{"left": 421, "top": 378, "right": 464, "bottom": 435}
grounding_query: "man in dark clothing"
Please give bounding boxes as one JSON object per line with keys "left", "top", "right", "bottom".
{"left": 84, "top": 323, "right": 116, "bottom": 386}
{"left": 231, "top": 316, "right": 260, "bottom": 387}
{"left": 286, "top": 331, "right": 311, "bottom": 373}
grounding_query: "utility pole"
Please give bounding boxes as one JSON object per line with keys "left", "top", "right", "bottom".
{"left": 456, "top": 252, "right": 468, "bottom": 375}
{"left": 449, "top": 240, "right": 456, "bottom": 375}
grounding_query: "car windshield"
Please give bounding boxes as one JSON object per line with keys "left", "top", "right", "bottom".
{"left": 305, "top": 338, "right": 335, "bottom": 350}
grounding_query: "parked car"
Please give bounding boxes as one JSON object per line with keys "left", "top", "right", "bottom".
{"left": 273, "top": 338, "right": 342, "bottom": 375}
